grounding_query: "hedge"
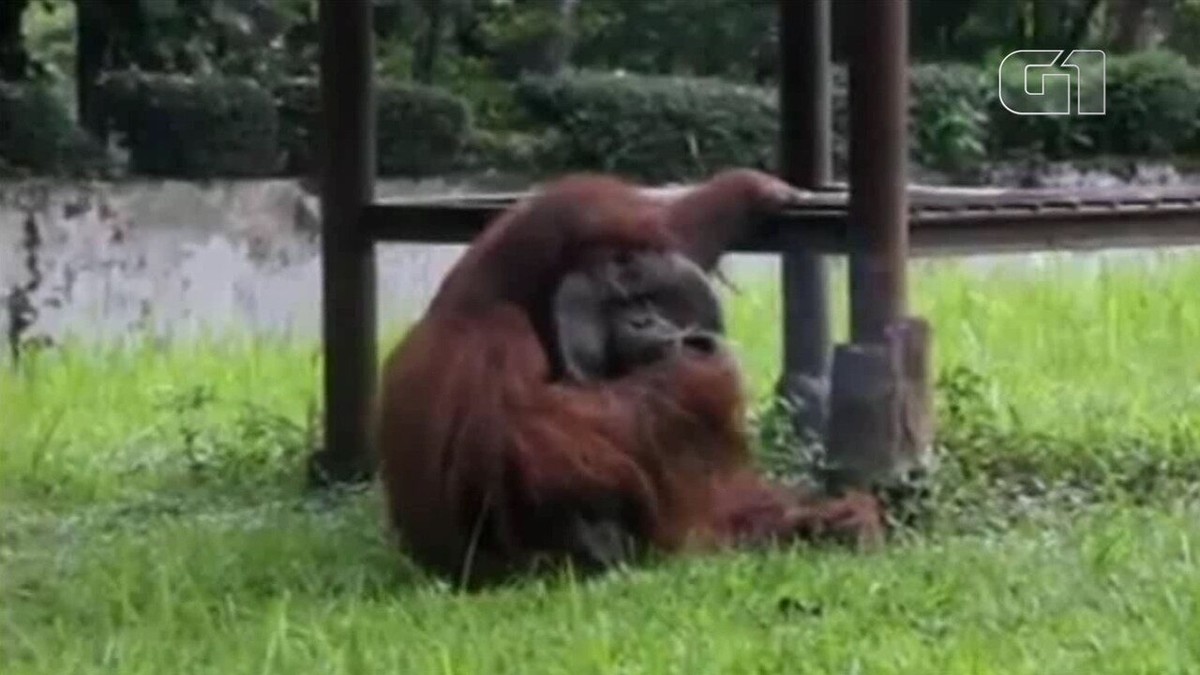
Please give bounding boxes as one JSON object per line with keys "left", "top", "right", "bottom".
{"left": 512, "top": 67, "right": 996, "bottom": 180}
{"left": 826, "top": 63, "right": 994, "bottom": 172}
{"left": 908, "top": 64, "right": 992, "bottom": 170}
{"left": 0, "top": 82, "right": 109, "bottom": 177}
{"left": 514, "top": 71, "right": 778, "bottom": 182}
{"left": 8, "top": 52, "right": 1199, "bottom": 180}
{"left": 989, "top": 50, "right": 1200, "bottom": 159}
{"left": 98, "top": 71, "right": 280, "bottom": 178}
{"left": 513, "top": 54, "right": 1200, "bottom": 181}
{"left": 276, "top": 78, "right": 472, "bottom": 177}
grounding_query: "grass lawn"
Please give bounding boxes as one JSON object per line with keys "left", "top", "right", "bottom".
{"left": 3, "top": 249, "right": 1199, "bottom": 674}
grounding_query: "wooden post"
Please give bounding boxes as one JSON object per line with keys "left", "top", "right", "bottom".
{"left": 847, "top": 0, "right": 908, "bottom": 343}
{"left": 775, "top": 0, "right": 834, "bottom": 445}
{"left": 825, "top": 318, "right": 934, "bottom": 490}
{"left": 824, "top": 0, "right": 934, "bottom": 491}
{"left": 309, "top": 0, "right": 378, "bottom": 486}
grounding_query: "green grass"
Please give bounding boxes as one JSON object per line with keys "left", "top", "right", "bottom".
{"left": 3, "top": 250, "right": 1200, "bottom": 674}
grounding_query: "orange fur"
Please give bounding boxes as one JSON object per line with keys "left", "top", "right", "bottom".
{"left": 375, "top": 169, "right": 883, "bottom": 588}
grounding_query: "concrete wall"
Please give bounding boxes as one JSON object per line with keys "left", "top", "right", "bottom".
{"left": 2, "top": 165, "right": 1196, "bottom": 352}
{"left": 0, "top": 176, "right": 477, "bottom": 347}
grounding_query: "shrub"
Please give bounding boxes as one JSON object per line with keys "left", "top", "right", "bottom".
{"left": 457, "top": 128, "right": 565, "bottom": 176}
{"left": 1089, "top": 50, "right": 1200, "bottom": 156}
{"left": 515, "top": 66, "right": 995, "bottom": 181}
{"left": 989, "top": 50, "right": 1200, "bottom": 160}
{"left": 94, "top": 50, "right": 1200, "bottom": 180}
{"left": 274, "top": 78, "right": 320, "bottom": 175}
{"left": 514, "top": 65, "right": 997, "bottom": 180}
{"left": 448, "top": 76, "right": 527, "bottom": 131}
{"left": 377, "top": 82, "right": 472, "bottom": 176}
{"left": 909, "top": 63, "right": 991, "bottom": 171}
{"left": 830, "top": 63, "right": 992, "bottom": 172}
{"left": 99, "top": 70, "right": 280, "bottom": 178}
{"left": 0, "top": 82, "right": 109, "bottom": 177}
{"left": 274, "top": 78, "right": 472, "bottom": 178}
{"left": 514, "top": 71, "right": 777, "bottom": 182}
{"left": 987, "top": 51, "right": 1094, "bottom": 159}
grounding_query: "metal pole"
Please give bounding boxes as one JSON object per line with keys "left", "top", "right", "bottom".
{"left": 311, "top": 0, "right": 378, "bottom": 486}
{"left": 776, "top": 0, "right": 834, "bottom": 439}
{"left": 823, "top": 0, "right": 929, "bottom": 493}
{"left": 780, "top": 0, "right": 833, "bottom": 188}
{"left": 847, "top": 0, "right": 909, "bottom": 343}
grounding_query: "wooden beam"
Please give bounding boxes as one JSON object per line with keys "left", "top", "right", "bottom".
{"left": 311, "top": 0, "right": 378, "bottom": 487}
{"left": 910, "top": 207, "right": 1200, "bottom": 255}
{"left": 361, "top": 186, "right": 1200, "bottom": 257}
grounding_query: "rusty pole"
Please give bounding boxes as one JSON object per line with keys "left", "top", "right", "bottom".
{"left": 847, "top": 0, "right": 909, "bottom": 342}
{"left": 824, "top": 0, "right": 933, "bottom": 493}
{"left": 310, "top": 0, "right": 378, "bottom": 486}
{"left": 775, "top": 0, "right": 833, "bottom": 441}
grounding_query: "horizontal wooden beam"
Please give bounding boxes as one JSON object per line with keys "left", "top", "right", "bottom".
{"left": 908, "top": 206, "right": 1200, "bottom": 256}
{"left": 361, "top": 183, "right": 1200, "bottom": 257}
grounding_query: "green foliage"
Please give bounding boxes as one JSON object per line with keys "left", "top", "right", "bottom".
{"left": 437, "top": 57, "right": 530, "bottom": 131}
{"left": 149, "top": 383, "right": 316, "bottom": 490}
{"left": 273, "top": 77, "right": 472, "bottom": 178}
{"left": 0, "top": 81, "right": 109, "bottom": 177}
{"left": 4, "top": 253, "right": 1200, "bottom": 673}
{"left": 727, "top": 250, "right": 1200, "bottom": 485}
{"left": 909, "top": 64, "right": 990, "bottom": 171}
{"left": 20, "top": 0, "right": 76, "bottom": 83}
{"left": 477, "top": 0, "right": 574, "bottom": 79}
{"left": 829, "top": 63, "right": 993, "bottom": 172}
{"left": 377, "top": 81, "right": 472, "bottom": 176}
{"left": 1089, "top": 50, "right": 1200, "bottom": 156}
{"left": 989, "top": 51, "right": 1092, "bottom": 160}
{"left": 99, "top": 70, "right": 280, "bottom": 178}
{"left": 1166, "top": 0, "right": 1200, "bottom": 62}
{"left": 510, "top": 55, "right": 1200, "bottom": 180}
{"left": 990, "top": 50, "right": 1200, "bottom": 160}
{"left": 905, "top": 0, "right": 1101, "bottom": 63}
{"left": 572, "top": 0, "right": 774, "bottom": 81}
{"left": 456, "top": 128, "right": 563, "bottom": 177}
{"left": 509, "top": 64, "right": 995, "bottom": 179}
{"left": 515, "top": 71, "right": 777, "bottom": 182}
{"left": 273, "top": 78, "right": 320, "bottom": 176}
{"left": 78, "top": 0, "right": 318, "bottom": 82}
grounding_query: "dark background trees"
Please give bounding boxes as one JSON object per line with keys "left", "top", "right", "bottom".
{"left": 1, "top": 0, "right": 1199, "bottom": 179}
{"left": 4, "top": 0, "right": 1197, "bottom": 88}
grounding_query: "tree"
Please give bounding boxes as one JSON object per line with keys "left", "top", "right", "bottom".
{"left": 572, "top": 0, "right": 770, "bottom": 79}
{"left": 1107, "top": 0, "right": 1177, "bottom": 50}
{"left": 465, "top": 0, "right": 587, "bottom": 78}
{"left": 75, "top": 0, "right": 105, "bottom": 135}
{"left": 413, "top": 0, "right": 446, "bottom": 83}
{"left": 1, "top": 0, "right": 33, "bottom": 80}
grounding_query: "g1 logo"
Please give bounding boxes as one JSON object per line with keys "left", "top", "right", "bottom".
{"left": 997, "top": 49, "right": 1106, "bottom": 116}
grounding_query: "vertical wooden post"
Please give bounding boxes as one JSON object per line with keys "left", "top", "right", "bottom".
{"left": 824, "top": 0, "right": 934, "bottom": 491}
{"left": 847, "top": 0, "right": 908, "bottom": 343}
{"left": 775, "top": 0, "right": 833, "bottom": 444}
{"left": 309, "top": 0, "right": 378, "bottom": 486}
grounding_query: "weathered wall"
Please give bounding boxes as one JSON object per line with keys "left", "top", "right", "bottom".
{"left": 0, "top": 176, "right": 511, "bottom": 348}
{"left": 2, "top": 164, "right": 1197, "bottom": 353}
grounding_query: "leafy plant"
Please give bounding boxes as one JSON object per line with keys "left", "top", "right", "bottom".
{"left": 99, "top": 70, "right": 280, "bottom": 178}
